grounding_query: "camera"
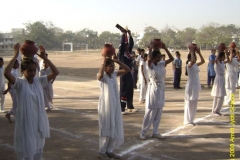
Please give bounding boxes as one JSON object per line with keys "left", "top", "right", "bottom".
{"left": 115, "top": 24, "right": 127, "bottom": 32}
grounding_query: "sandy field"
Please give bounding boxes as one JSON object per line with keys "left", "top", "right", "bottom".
{"left": 0, "top": 49, "right": 239, "bottom": 160}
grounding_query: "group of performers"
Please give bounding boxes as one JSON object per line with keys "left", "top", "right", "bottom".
{"left": 0, "top": 26, "right": 238, "bottom": 159}
{"left": 97, "top": 27, "right": 239, "bottom": 159}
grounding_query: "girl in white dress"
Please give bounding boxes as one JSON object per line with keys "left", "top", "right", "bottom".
{"left": 224, "top": 48, "right": 239, "bottom": 105}
{"left": 211, "top": 50, "right": 229, "bottom": 116}
{"left": 39, "top": 61, "right": 54, "bottom": 111}
{"left": 140, "top": 41, "right": 173, "bottom": 140}
{"left": 184, "top": 45, "right": 205, "bottom": 126}
{"left": 3, "top": 60, "right": 19, "bottom": 123}
{"left": 0, "top": 57, "right": 5, "bottom": 112}
{"left": 97, "top": 51, "right": 130, "bottom": 159}
{"left": 4, "top": 43, "right": 59, "bottom": 160}
{"left": 139, "top": 54, "right": 148, "bottom": 103}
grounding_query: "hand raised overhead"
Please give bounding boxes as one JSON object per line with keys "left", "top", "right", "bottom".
{"left": 14, "top": 43, "right": 20, "bottom": 56}
{"left": 37, "top": 45, "right": 47, "bottom": 59}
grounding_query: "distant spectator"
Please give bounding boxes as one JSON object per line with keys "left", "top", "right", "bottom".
{"left": 131, "top": 52, "right": 138, "bottom": 89}
{"left": 173, "top": 51, "right": 182, "bottom": 89}
{"left": 207, "top": 49, "right": 216, "bottom": 88}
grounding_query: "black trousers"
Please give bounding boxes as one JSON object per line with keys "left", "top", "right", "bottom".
{"left": 132, "top": 69, "right": 138, "bottom": 89}
{"left": 120, "top": 72, "right": 134, "bottom": 111}
{"left": 174, "top": 68, "right": 182, "bottom": 88}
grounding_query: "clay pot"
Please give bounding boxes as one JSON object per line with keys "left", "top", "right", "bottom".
{"left": 20, "top": 40, "right": 38, "bottom": 58}
{"left": 101, "top": 44, "right": 115, "bottom": 57}
{"left": 229, "top": 42, "right": 236, "bottom": 49}
{"left": 218, "top": 43, "right": 226, "bottom": 52}
{"left": 153, "top": 39, "right": 162, "bottom": 50}
{"left": 188, "top": 42, "right": 198, "bottom": 53}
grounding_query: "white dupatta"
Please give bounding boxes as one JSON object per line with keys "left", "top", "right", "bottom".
{"left": 14, "top": 75, "right": 50, "bottom": 157}
{"left": 97, "top": 70, "right": 124, "bottom": 147}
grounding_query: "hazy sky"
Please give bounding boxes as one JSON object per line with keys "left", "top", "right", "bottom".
{"left": 1, "top": 0, "right": 240, "bottom": 34}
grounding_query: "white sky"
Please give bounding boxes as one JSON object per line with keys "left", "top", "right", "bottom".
{"left": 1, "top": 0, "right": 240, "bottom": 34}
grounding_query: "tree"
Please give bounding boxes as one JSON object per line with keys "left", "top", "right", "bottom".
{"left": 196, "top": 22, "right": 220, "bottom": 49}
{"left": 160, "top": 25, "right": 177, "bottom": 48}
{"left": 216, "top": 24, "right": 238, "bottom": 46}
{"left": 139, "top": 26, "right": 161, "bottom": 48}
{"left": 99, "top": 31, "right": 121, "bottom": 48}
{"left": 177, "top": 27, "right": 197, "bottom": 49}
{"left": 24, "top": 21, "right": 57, "bottom": 49}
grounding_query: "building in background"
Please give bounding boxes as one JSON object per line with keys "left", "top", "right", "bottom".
{"left": 0, "top": 28, "right": 24, "bottom": 52}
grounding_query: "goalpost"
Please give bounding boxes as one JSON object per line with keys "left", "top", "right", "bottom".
{"left": 62, "top": 43, "right": 88, "bottom": 53}
{"left": 62, "top": 43, "right": 73, "bottom": 52}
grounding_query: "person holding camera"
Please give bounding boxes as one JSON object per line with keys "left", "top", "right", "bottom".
{"left": 117, "top": 26, "right": 137, "bottom": 114}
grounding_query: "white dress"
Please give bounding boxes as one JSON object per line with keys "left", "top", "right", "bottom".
{"left": 211, "top": 62, "right": 226, "bottom": 97}
{"left": 139, "top": 60, "right": 148, "bottom": 84}
{"left": 0, "top": 67, "right": 5, "bottom": 111}
{"left": 97, "top": 70, "right": 124, "bottom": 148}
{"left": 184, "top": 63, "right": 201, "bottom": 124}
{"left": 225, "top": 58, "right": 238, "bottom": 92}
{"left": 140, "top": 61, "right": 165, "bottom": 135}
{"left": 14, "top": 76, "right": 50, "bottom": 158}
{"left": 39, "top": 67, "right": 53, "bottom": 107}
{"left": 9, "top": 68, "right": 19, "bottom": 115}
{"left": 185, "top": 63, "right": 201, "bottom": 100}
{"left": 146, "top": 61, "right": 165, "bottom": 109}
{"left": 139, "top": 61, "right": 148, "bottom": 101}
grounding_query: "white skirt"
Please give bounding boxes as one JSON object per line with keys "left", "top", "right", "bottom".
{"left": 211, "top": 75, "right": 226, "bottom": 97}
{"left": 145, "top": 84, "right": 165, "bottom": 109}
{"left": 225, "top": 72, "right": 238, "bottom": 92}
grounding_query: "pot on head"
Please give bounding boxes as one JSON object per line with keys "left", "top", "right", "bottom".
{"left": 153, "top": 39, "right": 162, "bottom": 50}
{"left": 218, "top": 43, "right": 226, "bottom": 52}
{"left": 101, "top": 44, "right": 115, "bottom": 57}
{"left": 229, "top": 42, "right": 236, "bottom": 49}
{"left": 20, "top": 40, "right": 38, "bottom": 59}
{"left": 188, "top": 42, "right": 198, "bottom": 52}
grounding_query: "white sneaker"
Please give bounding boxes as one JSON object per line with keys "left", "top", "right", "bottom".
{"left": 140, "top": 133, "right": 146, "bottom": 140}
{"left": 126, "top": 108, "right": 138, "bottom": 112}
{"left": 151, "top": 134, "right": 165, "bottom": 139}
{"left": 46, "top": 108, "right": 52, "bottom": 111}
{"left": 122, "top": 112, "right": 127, "bottom": 115}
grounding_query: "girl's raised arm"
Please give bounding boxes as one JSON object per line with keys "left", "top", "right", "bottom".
{"left": 37, "top": 45, "right": 59, "bottom": 81}
{"left": 97, "top": 54, "right": 106, "bottom": 80}
{"left": 114, "top": 53, "right": 130, "bottom": 76}
{"left": 4, "top": 43, "right": 20, "bottom": 85}
{"left": 162, "top": 43, "right": 174, "bottom": 66}
{"left": 196, "top": 48, "right": 205, "bottom": 66}
{"left": 147, "top": 41, "right": 155, "bottom": 67}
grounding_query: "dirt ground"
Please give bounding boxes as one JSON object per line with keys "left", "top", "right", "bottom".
{"left": 0, "top": 49, "right": 239, "bottom": 160}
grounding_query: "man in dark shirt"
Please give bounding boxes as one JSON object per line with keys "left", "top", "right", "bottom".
{"left": 118, "top": 29, "right": 137, "bottom": 114}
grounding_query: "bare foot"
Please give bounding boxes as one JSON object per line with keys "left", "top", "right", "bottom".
{"left": 5, "top": 113, "right": 12, "bottom": 123}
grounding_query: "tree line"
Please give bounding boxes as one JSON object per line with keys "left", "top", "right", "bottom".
{"left": 2, "top": 21, "right": 240, "bottom": 51}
